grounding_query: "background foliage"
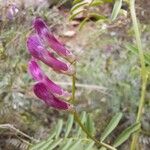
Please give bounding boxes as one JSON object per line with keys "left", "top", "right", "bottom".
{"left": 0, "top": 0, "right": 150, "bottom": 149}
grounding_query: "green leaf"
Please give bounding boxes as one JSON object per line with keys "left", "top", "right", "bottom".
{"left": 85, "top": 141, "right": 95, "bottom": 150}
{"left": 70, "top": 1, "right": 88, "bottom": 14}
{"left": 85, "top": 114, "right": 95, "bottom": 135}
{"left": 100, "top": 113, "right": 123, "bottom": 141}
{"left": 77, "top": 111, "right": 87, "bottom": 136}
{"left": 30, "top": 139, "right": 53, "bottom": 150}
{"left": 61, "top": 139, "right": 73, "bottom": 150}
{"left": 73, "top": 0, "right": 82, "bottom": 5}
{"left": 69, "top": 9, "right": 85, "bottom": 20}
{"left": 99, "top": 147, "right": 107, "bottom": 150}
{"left": 78, "top": 17, "right": 89, "bottom": 30}
{"left": 111, "top": 0, "right": 122, "bottom": 21}
{"left": 30, "top": 131, "right": 56, "bottom": 150}
{"left": 65, "top": 114, "right": 74, "bottom": 137}
{"left": 89, "top": 13, "right": 107, "bottom": 20}
{"left": 55, "top": 119, "right": 63, "bottom": 139}
{"left": 90, "top": 0, "right": 103, "bottom": 7}
{"left": 126, "top": 44, "right": 150, "bottom": 66}
{"left": 30, "top": 141, "right": 47, "bottom": 150}
{"left": 102, "top": 0, "right": 113, "bottom": 2}
{"left": 126, "top": 43, "right": 138, "bottom": 54}
{"left": 113, "top": 122, "right": 140, "bottom": 147}
{"left": 69, "top": 140, "right": 82, "bottom": 150}
{"left": 47, "top": 132, "right": 56, "bottom": 140}
{"left": 48, "top": 139, "right": 63, "bottom": 150}
{"left": 40, "top": 140, "right": 54, "bottom": 150}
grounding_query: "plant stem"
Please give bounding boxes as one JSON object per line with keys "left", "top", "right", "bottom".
{"left": 0, "top": 124, "right": 39, "bottom": 143}
{"left": 73, "top": 111, "right": 116, "bottom": 150}
{"left": 72, "top": 62, "right": 76, "bottom": 104}
{"left": 129, "top": 0, "right": 148, "bottom": 149}
{"left": 71, "top": 62, "right": 116, "bottom": 150}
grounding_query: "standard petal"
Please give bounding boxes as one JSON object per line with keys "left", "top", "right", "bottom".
{"left": 33, "top": 82, "right": 72, "bottom": 110}
{"left": 33, "top": 18, "right": 76, "bottom": 62}
{"left": 28, "top": 59, "right": 45, "bottom": 81}
{"left": 27, "top": 35, "right": 75, "bottom": 75}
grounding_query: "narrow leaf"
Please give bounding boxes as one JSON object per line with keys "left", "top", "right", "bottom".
{"left": 69, "top": 9, "right": 85, "bottom": 20}
{"left": 111, "top": 0, "right": 122, "bottom": 21}
{"left": 85, "top": 141, "right": 95, "bottom": 150}
{"left": 78, "top": 17, "right": 89, "bottom": 30}
{"left": 85, "top": 114, "right": 95, "bottom": 135}
{"left": 61, "top": 139, "right": 73, "bottom": 150}
{"left": 77, "top": 111, "right": 87, "bottom": 136}
{"left": 69, "top": 140, "right": 82, "bottom": 150}
{"left": 100, "top": 113, "right": 123, "bottom": 141}
{"left": 55, "top": 119, "right": 63, "bottom": 139}
{"left": 126, "top": 44, "right": 150, "bottom": 66}
{"left": 47, "top": 132, "right": 56, "bottom": 140}
{"left": 99, "top": 147, "right": 107, "bottom": 150}
{"left": 90, "top": 0, "right": 103, "bottom": 7}
{"left": 65, "top": 114, "right": 74, "bottom": 137}
{"left": 48, "top": 139, "right": 63, "bottom": 150}
{"left": 31, "top": 139, "right": 53, "bottom": 150}
{"left": 113, "top": 122, "right": 140, "bottom": 147}
{"left": 39, "top": 139, "right": 53, "bottom": 150}
{"left": 89, "top": 13, "right": 107, "bottom": 20}
{"left": 30, "top": 141, "right": 47, "bottom": 150}
{"left": 70, "top": 2, "right": 88, "bottom": 14}
{"left": 73, "top": 0, "right": 82, "bottom": 5}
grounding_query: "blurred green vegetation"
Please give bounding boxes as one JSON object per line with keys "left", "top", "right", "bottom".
{"left": 0, "top": 0, "right": 149, "bottom": 149}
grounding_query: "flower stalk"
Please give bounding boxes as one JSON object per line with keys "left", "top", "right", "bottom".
{"left": 71, "top": 62, "right": 76, "bottom": 104}
{"left": 71, "top": 62, "right": 116, "bottom": 150}
{"left": 129, "top": 0, "right": 148, "bottom": 149}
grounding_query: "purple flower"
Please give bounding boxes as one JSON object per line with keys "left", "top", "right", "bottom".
{"left": 27, "top": 35, "right": 75, "bottom": 75}
{"left": 34, "top": 82, "right": 72, "bottom": 110}
{"left": 6, "top": 4, "right": 19, "bottom": 20}
{"left": 27, "top": 17, "right": 76, "bottom": 110}
{"left": 28, "top": 59, "right": 45, "bottom": 81}
{"left": 33, "top": 18, "right": 76, "bottom": 63}
{"left": 28, "top": 59, "right": 71, "bottom": 98}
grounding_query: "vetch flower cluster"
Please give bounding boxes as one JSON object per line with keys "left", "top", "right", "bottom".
{"left": 27, "top": 18, "right": 76, "bottom": 110}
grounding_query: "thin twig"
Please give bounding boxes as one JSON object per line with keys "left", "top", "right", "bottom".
{"left": 0, "top": 124, "right": 39, "bottom": 143}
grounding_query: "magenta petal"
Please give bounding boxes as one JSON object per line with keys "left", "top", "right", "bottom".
{"left": 28, "top": 60, "right": 71, "bottom": 97}
{"left": 27, "top": 35, "right": 75, "bottom": 74}
{"left": 44, "top": 77, "right": 71, "bottom": 98}
{"left": 33, "top": 18, "right": 76, "bottom": 62}
{"left": 28, "top": 59, "right": 45, "bottom": 81}
{"left": 33, "top": 82, "right": 72, "bottom": 110}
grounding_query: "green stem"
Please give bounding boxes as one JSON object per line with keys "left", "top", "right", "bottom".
{"left": 71, "top": 62, "right": 116, "bottom": 150}
{"left": 73, "top": 110, "right": 116, "bottom": 150}
{"left": 71, "top": 62, "right": 76, "bottom": 104}
{"left": 129, "top": 0, "right": 148, "bottom": 149}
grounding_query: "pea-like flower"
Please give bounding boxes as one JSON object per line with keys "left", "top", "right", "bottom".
{"left": 27, "top": 18, "right": 75, "bottom": 110}
{"left": 33, "top": 18, "right": 76, "bottom": 63}
{"left": 28, "top": 59, "right": 71, "bottom": 98}
{"left": 34, "top": 82, "right": 72, "bottom": 110}
{"left": 27, "top": 35, "right": 75, "bottom": 75}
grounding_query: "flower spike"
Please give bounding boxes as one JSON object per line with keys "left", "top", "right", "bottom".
{"left": 27, "top": 35, "right": 75, "bottom": 75}
{"left": 33, "top": 18, "right": 76, "bottom": 63}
